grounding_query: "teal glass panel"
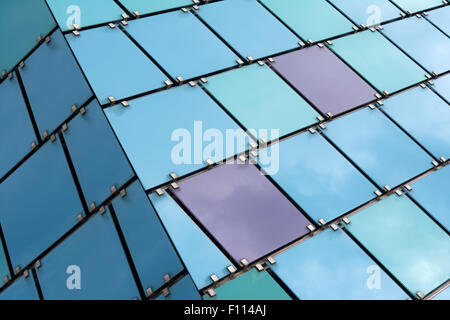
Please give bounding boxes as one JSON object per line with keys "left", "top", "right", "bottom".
{"left": 330, "top": 30, "right": 428, "bottom": 93}
{"left": 155, "top": 275, "right": 201, "bottom": 301}
{"left": 260, "top": 0, "right": 355, "bottom": 41}
{"left": 382, "top": 17, "right": 450, "bottom": 75}
{"left": 0, "top": 0, "right": 55, "bottom": 73}
{"left": 330, "top": 0, "right": 401, "bottom": 26}
{"left": 118, "top": 0, "right": 194, "bottom": 15}
{"left": 203, "top": 269, "right": 291, "bottom": 300}
{"left": 426, "top": 5, "right": 450, "bottom": 36}
{"left": 409, "top": 165, "right": 450, "bottom": 232}
{"left": 272, "top": 229, "right": 408, "bottom": 300}
{"left": 47, "top": 0, "right": 125, "bottom": 31}
{"left": 150, "top": 192, "right": 233, "bottom": 290}
{"left": 382, "top": 86, "right": 450, "bottom": 159}
{"left": 346, "top": 195, "right": 450, "bottom": 296}
{"left": 105, "top": 84, "right": 251, "bottom": 190}
{"left": 258, "top": 131, "right": 376, "bottom": 223}
{"left": 324, "top": 107, "right": 434, "bottom": 188}
{"left": 431, "top": 74, "right": 450, "bottom": 103}
{"left": 0, "top": 275, "right": 39, "bottom": 300}
{"left": 392, "top": 0, "right": 444, "bottom": 12}
{"left": 203, "top": 63, "right": 319, "bottom": 139}
{"left": 66, "top": 26, "right": 167, "bottom": 104}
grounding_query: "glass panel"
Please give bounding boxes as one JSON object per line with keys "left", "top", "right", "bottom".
{"left": 431, "top": 74, "right": 450, "bottom": 103}
{"left": 382, "top": 17, "right": 450, "bottom": 75}
{"left": 119, "top": 0, "right": 196, "bottom": 15}
{"left": 149, "top": 192, "right": 233, "bottom": 290}
{"left": 203, "top": 63, "right": 319, "bottom": 139}
{"left": 426, "top": 5, "right": 450, "bottom": 37}
{"left": 260, "top": 0, "right": 355, "bottom": 41}
{"left": 112, "top": 182, "right": 184, "bottom": 295}
{"left": 20, "top": 30, "right": 92, "bottom": 139}
{"left": 0, "top": 138, "right": 84, "bottom": 270}
{"left": 173, "top": 162, "right": 312, "bottom": 264}
{"left": 324, "top": 107, "right": 434, "bottom": 188}
{"left": 258, "top": 131, "right": 376, "bottom": 223}
{"left": 270, "top": 46, "right": 377, "bottom": 116}
{"left": 197, "top": 0, "right": 300, "bottom": 59}
{"left": 0, "top": 275, "right": 39, "bottom": 300}
{"left": 105, "top": 84, "right": 251, "bottom": 190}
{"left": 329, "top": 30, "right": 428, "bottom": 93}
{"left": 329, "top": 0, "right": 401, "bottom": 26}
{"left": 203, "top": 269, "right": 291, "bottom": 300}
{"left": 66, "top": 26, "right": 167, "bottom": 104}
{"left": 392, "top": 0, "right": 444, "bottom": 12}
{"left": 0, "top": 0, "right": 55, "bottom": 73}
{"left": 346, "top": 194, "right": 450, "bottom": 296}
{"left": 272, "top": 229, "right": 408, "bottom": 299}
{"left": 0, "top": 75, "right": 36, "bottom": 178}
{"left": 0, "top": 244, "right": 9, "bottom": 287}
{"left": 36, "top": 208, "right": 140, "bottom": 300}
{"left": 382, "top": 86, "right": 450, "bottom": 159}
{"left": 155, "top": 275, "right": 201, "bottom": 301}
{"left": 434, "top": 287, "right": 450, "bottom": 300}
{"left": 126, "top": 10, "right": 238, "bottom": 80}
{"left": 63, "top": 99, "right": 134, "bottom": 208}
{"left": 409, "top": 165, "right": 450, "bottom": 232}
{"left": 47, "top": 0, "right": 124, "bottom": 31}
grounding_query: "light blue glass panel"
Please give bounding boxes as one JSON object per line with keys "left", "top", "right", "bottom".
{"left": 330, "top": 30, "right": 428, "bottom": 93}
{"left": 346, "top": 195, "right": 450, "bottom": 296}
{"left": 150, "top": 192, "right": 233, "bottom": 290}
{"left": 409, "top": 165, "right": 450, "bottom": 232}
{"left": 36, "top": 208, "right": 140, "bottom": 300}
{"left": 125, "top": 10, "right": 238, "bottom": 80}
{"left": 63, "top": 99, "right": 134, "bottom": 208}
{"left": 203, "top": 63, "right": 319, "bottom": 139}
{"left": 20, "top": 30, "right": 91, "bottom": 139}
{"left": 0, "top": 0, "right": 55, "bottom": 73}
{"left": 434, "top": 287, "right": 450, "bottom": 300}
{"left": 197, "top": 0, "right": 300, "bottom": 59}
{"left": 324, "top": 107, "right": 434, "bottom": 188}
{"left": 382, "top": 86, "right": 450, "bottom": 159}
{"left": 426, "top": 5, "right": 450, "bottom": 36}
{"left": 392, "top": 0, "right": 444, "bottom": 12}
{"left": 0, "top": 275, "right": 39, "bottom": 300}
{"left": 260, "top": 0, "right": 355, "bottom": 41}
{"left": 66, "top": 26, "right": 167, "bottom": 104}
{"left": 118, "top": 0, "right": 192, "bottom": 15}
{"left": 258, "top": 131, "right": 376, "bottom": 223}
{"left": 0, "top": 138, "right": 83, "bottom": 270}
{"left": 105, "top": 84, "right": 251, "bottom": 190}
{"left": 112, "top": 182, "right": 184, "bottom": 295}
{"left": 382, "top": 17, "right": 450, "bottom": 75}
{"left": 47, "top": 0, "right": 124, "bottom": 31}
{"left": 155, "top": 275, "right": 200, "bottom": 301}
{"left": 0, "top": 75, "right": 36, "bottom": 178}
{"left": 272, "top": 229, "right": 408, "bottom": 300}
{"left": 431, "top": 73, "right": 450, "bottom": 103}
{"left": 330, "top": 0, "right": 402, "bottom": 25}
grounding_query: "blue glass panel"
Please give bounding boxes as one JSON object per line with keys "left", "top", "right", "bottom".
{"left": 0, "top": 75, "right": 36, "bottom": 178}
{"left": 259, "top": 131, "right": 376, "bottom": 223}
{"left": 392, "top": 0, "right": 443, "bottom": 12}
{"left": 0, "top": 138, "right": 83, "bottom": 270}
{"left": 36, "top": 208, "right": 140, "bottom": 300}
{"left": 105, "top": 84, "right": 251, "bottom": 190}
{"left": 150, "top": 192, "right": 233, "bottom": 290}
{"left": 382, "top": 86, "right": 450, "bottom": 159}
{"left": 20, "top": 30, "right": 91, "bottom": 139}
{"left": 272, "top": 229, "right": 408, "bottom": 299}
{"left": 0, "top": 275, "right": 39, "bottom": 300}
{"left": 434, "top": 287, "right": 450, "bottom": 300}
{"left": 0, "top": 244, "right": 9, "bottom": 286}
{"left": 118, "top": 0, "right": 192, "bottom": 15}
{"left": 409, "top": 165, "right": 450, "bottom": 232}
{"left": 426, "top": 5, "right": 450, "bottom": 37}
{"left": 324, "top": 107, "right": 434, "bottom": 188}
{"left": 431, "top": 74, "right": 450, "bottom": 103}
{"left": 112, "top": 182, "right": 184, "bottom": 295}
{"left": 197, "top": 0, "right": 300, "bottom": 59}
{"left": 382, "top": 17, "right": 450, "bottom": 75}
{"left": 0, "top": 0, "right": 55, "bottom": 73}
{"left": 155, "top": 275, "right": 200, "bottom": 301}
{"left": 330, "top": 0, "right": 401, "bottom": 26}
{"left": 125, "top": 10, "right": 238, "bottom": 80}
{"left": 47, "top": 0, "right": 124, "bottom": 31}
{"left": 63, "top": 99, "right": 134, "bottom": 208}
{"left": 66, "top": 26, "right": 167, "bottom": 104}
{"left": 346, "top": 195, "right": 450, "bottom": 296}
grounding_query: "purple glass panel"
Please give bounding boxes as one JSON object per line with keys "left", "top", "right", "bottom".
{"left": 271, "top": 46, "right": 378, "bottom": 116}
{"left": 172, "top": 162, "right": 312, "bottom": 264}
